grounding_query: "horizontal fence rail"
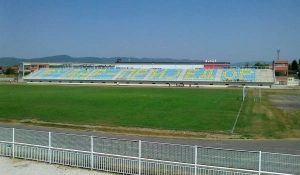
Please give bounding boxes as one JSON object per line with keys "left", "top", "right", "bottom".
{"left": 0, "top": 127, "right": 299, "bottom": 175}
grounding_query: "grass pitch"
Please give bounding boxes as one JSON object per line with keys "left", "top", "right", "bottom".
{"left": 236, "top": 88, "right": 300, "bottom": 139}
{"left": 0, "top": 83, "right": 299, "bottom": 138}
{"left": 0, "top": 84, "right": 242, "bottom": 132}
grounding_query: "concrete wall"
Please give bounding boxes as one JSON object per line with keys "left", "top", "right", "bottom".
{"left": 0, "top": 78, "right": 14, "bottom": 82}
{"left": 25, "top": 79, "right": 274, "bottom": 87}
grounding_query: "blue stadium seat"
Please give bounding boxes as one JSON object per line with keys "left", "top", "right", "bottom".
{"left": 220, "top": 68, "right": 256, "bottom": 81}
{"left": 28, "top": 67, "right": 256, "bottom": 82}
{"left": 148, "top": 69, "right": 182, "bottom": 81}
{"left": 90, "top": 69, "right": 120, "bottom": 80}
{"left": 118, "top": 69, "right": 150, "bottom": 80}
{"left": 62, "top": 68, "right": 90, "bottom": 79}
{"left": 183, "top": 69, "right": 217, "bottom": 81}
{"left": 40, "top": 68, "right": 69, "bottom": 79}
{"left": 31, "top": 68, "right": 47, "bottom": 78}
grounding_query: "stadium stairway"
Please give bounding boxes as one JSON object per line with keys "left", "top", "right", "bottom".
{"left": 143, "top": 69, "right": 155, "bottom": 80}
{"left": 214, "top": 69, "right": 223, "bottom": 81}
{"left": 84, "top": 70, "right": 96, "bottom": 80}
{"left": 112, "top": 69, "right": 124, "bottom": 80}
{"left": 58, "top": 68, "right": 75, "bottom": 79}
{"left": 114, "top": 69, "right": 129, "bottom": 80}
{"left": 115, "top": 69, "right": 150, "bottom": 80}
{"left": 177, "top": 69, "right": 188, "bottom": 81}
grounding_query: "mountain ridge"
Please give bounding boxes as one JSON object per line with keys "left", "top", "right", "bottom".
{"left": 0, "top": 55, "right": 271, "bottom": 67}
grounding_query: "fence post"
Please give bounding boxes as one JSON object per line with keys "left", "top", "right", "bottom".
{"left": 91, "top": 136, "right": 93, "bottom": 170}
{"left": 12, "top": 128, "right": 15, "bottom": 158}
{"left": 194, "top": 145, "right": 197, "bottom": 175}
{"left": 139, "top": 140, "right": 141, "bottom": 175}
{"left": 258, "top": 151, "right": 262, "bottom": 175}
{"left": 49, "top": 132, "right": 51, "bottom": 164}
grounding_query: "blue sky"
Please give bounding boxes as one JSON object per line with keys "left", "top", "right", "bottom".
{"left": 1, "top": 0, "right": 299, "bottom": 63}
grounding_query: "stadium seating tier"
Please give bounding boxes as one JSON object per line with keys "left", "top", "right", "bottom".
{"left": 27, "top": 67, "right": 259, "bottom": 82}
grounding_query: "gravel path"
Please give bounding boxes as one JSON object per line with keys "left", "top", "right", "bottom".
{"left": 270, "top": 95, "right": 300, "bottom": 110}
{"left": 0, "top": 157, "right": 114, "bottom": 175}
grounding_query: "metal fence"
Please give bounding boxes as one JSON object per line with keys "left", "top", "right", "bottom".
{"left": 0, "top": 127, "right": 299, "bottom": 175}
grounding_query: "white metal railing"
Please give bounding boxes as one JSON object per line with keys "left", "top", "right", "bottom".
{"left": 0, "top": 127, "right": 299, "bottom": 175}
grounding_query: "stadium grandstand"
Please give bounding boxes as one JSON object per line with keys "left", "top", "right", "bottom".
{"left": 19, "top": 60, "right": 275, "bottom": 86}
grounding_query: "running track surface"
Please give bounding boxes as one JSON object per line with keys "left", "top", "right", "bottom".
{"left": 0, "top": 123, "right": 299, "bottom": 155}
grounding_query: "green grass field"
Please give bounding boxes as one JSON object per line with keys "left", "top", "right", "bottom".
{"left": 0, "top": 84, "right": 242, "bottom": 132}
{"left": 0, "top": 83, "right": 299, "bottom": 138}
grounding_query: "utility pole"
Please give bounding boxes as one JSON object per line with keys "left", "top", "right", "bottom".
{"left": 277, "top": 49, "right": 280, "bottom": 60}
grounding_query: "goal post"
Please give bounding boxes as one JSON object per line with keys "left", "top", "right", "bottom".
{"left": 242, "top": 86, "right": 246, "bottom": 101}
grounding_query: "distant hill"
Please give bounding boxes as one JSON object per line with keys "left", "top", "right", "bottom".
{"left": 0, "top": 55, "right": 272, "bottom": 67}
{"left": 0, "top": 57, "right": 25, "bottom": 66}
{"left": 0, "top": 55, "right": 117, "bottom": 66}
{"left": 0, "top": 55, "right": 206, "bottom": 66}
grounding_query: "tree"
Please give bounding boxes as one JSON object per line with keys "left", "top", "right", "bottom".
{"left": 254, "top": 62, "right": 263, "bottom": 66}
{"left": 254, "top": 62, "right": 269, "bottom": 67}
{"left": 288, "top": 64, "right": 292, "bottom": 70}
{"left": 291, "top": 60, "right": 299, "bottom": 70}
{"left": 4, "top": 67, "right": 14, "bottom": 75}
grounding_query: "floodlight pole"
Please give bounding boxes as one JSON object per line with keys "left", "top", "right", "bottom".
{"left": 277, "top": 50, "right": 280, "bottom": 60}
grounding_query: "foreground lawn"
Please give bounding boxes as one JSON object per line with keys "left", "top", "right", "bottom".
{"left": 0, "top": 84, "right": 242, "bottom": 133}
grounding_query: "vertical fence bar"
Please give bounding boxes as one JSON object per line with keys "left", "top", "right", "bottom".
{"left": 139, "top": 140, "right": 141, "bottom": 175}
{"left": 194, "top": 145, "right": 197, "bottom": 175}
{"left": 90, "top": 136, "right": 93, "bottom": 170}
{"left": 12, "top": 128, "right": 15, "bottom": 158}
{"left": 6, "top": 127, "right": 300, "bottom": 175}
{"left": 48, "top": 132, "right": 51, "bottom": 164}
{"left": 258, "top": 151, "right": 262, "bottom": 175}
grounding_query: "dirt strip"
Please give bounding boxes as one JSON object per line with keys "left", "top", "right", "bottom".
{"left": 0, "top": 157, "right": 114, "bottom": 175}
